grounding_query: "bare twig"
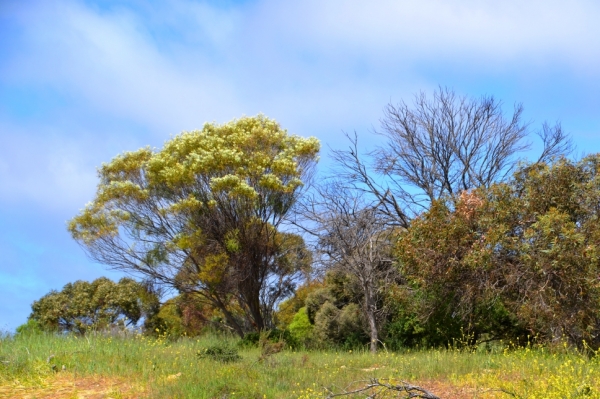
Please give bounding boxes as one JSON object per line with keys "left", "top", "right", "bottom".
{"left": 325, "top": 378, "right": 441, "bottom": 399}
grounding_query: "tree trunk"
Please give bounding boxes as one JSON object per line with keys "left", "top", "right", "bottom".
{"left": 364, "top": 284, "right": 379, "bottom": 353}
{"left": 213, "top": 297, "right": 246, "bottom": 338}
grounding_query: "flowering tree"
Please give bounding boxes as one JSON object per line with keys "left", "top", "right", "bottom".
{"left": 69, "top": 115, "right": 319, "bottom": 336}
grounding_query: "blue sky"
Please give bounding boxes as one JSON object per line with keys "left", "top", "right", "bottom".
{"left": 1, "top": 0, "right": 599, "bottom": 332}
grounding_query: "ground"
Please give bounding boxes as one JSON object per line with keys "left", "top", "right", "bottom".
{"left": 0, "top": 373, "right": 143, "bottom": 399}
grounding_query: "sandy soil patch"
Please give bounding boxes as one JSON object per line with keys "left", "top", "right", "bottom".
{"left": 417, "top": 379, "right": 505, "bottom": 399}
{"left": 0, "top": 373, "right": 145, "bottom": 399}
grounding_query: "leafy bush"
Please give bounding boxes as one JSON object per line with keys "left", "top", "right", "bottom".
{"left": 395, "top": 156, "right": 600, "bottom": 348}
{"left": 305, "top": 288, "right": 337, "bottom": 324}
{"left": 29, "top": 277, "right": 158, "bottom": 335}
{"left": 149, "top": 299, "right": 185, "bottom": 338}
{"left": 287, "top": 307, "right": 313, "bottom": 347}
{"left": 238, "top": 329, "right": 291, "bottom": 348}
{"left": 15, "top": 320, "right": 43, "bottom": 336}
{"left": 313, "top": 302, "right": 367, "bottom": 349}
{"left": 275, "top": 280, "right": 323, "bottom": 329}
{"left": 197, "top": 343, "right": 241, "bottom": 362}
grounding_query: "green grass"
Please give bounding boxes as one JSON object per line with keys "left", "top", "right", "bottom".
{"left": 2, "top": 331, "right": 600, "bottom": 398}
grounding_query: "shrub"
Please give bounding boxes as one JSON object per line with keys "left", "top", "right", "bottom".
{"left": 275, "top": 280, "right": 323, "bottom": 329}
{"left": 197, "top": 343, "right": 241, "bottom": 362}
{"left": 238, "top": 329, "right": 291, "bottom": 348}
{"left": 287, "top": 307, "right": 314, "bottom": 347}
{"left": 395, "top": 156, "right": 600, "bottom": 348}
{"left": 15, "top": 320, "right": 43, "bottom": 336}
{"left": 305, "top": 288, "right": 336, "bottom": 324}
{"left": 313, "top": 302, "right": 367, "bottom": 349}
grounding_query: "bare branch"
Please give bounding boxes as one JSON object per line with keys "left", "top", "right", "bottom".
{"left": 535, "top": 122, "right": 574, "bottom": 163}
{"left": 376, "top": 88, "right": 530, "bottom": 204}
{"left": 325, "top": 378, "right": 441, "bottom": 399}
{"left": 299, "top": 180, "right": 401, "bottom": 352}
{"left": 330, "top": 87, "right": 574, "bottom": 228}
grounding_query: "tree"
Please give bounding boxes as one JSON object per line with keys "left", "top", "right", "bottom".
{"left": 332, "top": 87, "right": 572, "bottom": 227}
{"left": 69, "top": 115, "right": 319, "bottom": 337}
{"left": 300, "top": 182, "right": 400, "bottom": 352}
{"left": 395, "top": 155, "right": 600, "bottom": 347}
{"left": 29, "top": 277, "right": 155, "bottom": 334}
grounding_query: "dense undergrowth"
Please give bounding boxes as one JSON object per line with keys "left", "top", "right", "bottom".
{"left": 1, "top": 330, "right": 600, "bottom": 398}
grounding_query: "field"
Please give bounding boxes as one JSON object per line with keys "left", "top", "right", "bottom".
{"left": 1, "top": 332, "right": 600, "bottom": 399}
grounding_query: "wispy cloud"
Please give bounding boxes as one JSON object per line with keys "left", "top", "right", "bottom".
{"left": 261, "top": 0, "right": 600, "bottom": 72}
{"left": 3, "top": 0, "right": 243, "bottom": 132}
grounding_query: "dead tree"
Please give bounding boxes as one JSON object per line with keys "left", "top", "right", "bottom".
{"left": 299, "top": 181, "right": 399, "bottom": 353}
{"left": 331, "top": 87, "right": 573, "bottom": 227}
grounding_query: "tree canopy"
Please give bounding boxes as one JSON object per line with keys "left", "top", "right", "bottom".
{"left": 29, "top": 277, "right": 155, "bottom": 334}
{"left": 395, "top": 156, "right": 600, "bottom": 347}
{"left": 69, "top": 115, "right": 319, "bottom": 336}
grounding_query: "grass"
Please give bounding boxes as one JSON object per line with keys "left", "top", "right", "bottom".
{"left": 1, "top": 331, "right": 600, "bottom": 398}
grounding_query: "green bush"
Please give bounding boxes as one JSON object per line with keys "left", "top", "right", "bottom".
{"left": 197, "top": 343, "right": 241, "bottom": 362}
{"left": 313, "top": 302, "right": 367, "bottom": 349}
{"left": 150, "top": 298, "right": 185, "bottom": 339}
{"left": 238, "top": 329, "right": 291, "bottom": 348}
{"left": 15, "top": 319, "right": 43, "bottom": 336}
{"left": 29, "top": 277, "right": 157, "bottom": 335}
{"left": 305, "top": 288, "right": 336, "bottom": 324}
{"left": 287, "top": 307, "right": 313, "bottom": 347}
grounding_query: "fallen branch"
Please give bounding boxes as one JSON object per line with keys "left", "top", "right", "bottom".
{"left": 326, "top": 378, "right": 440, "bottom": 399}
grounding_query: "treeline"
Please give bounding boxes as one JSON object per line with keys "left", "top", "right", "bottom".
{"left": 25, "top": 88, "right": 600, "bottom": 352}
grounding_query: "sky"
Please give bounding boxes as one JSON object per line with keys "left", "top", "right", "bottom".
{"left": 1, "top": 0, "right": 600, "bottom": 332}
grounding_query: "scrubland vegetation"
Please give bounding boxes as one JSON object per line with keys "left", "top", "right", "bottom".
{"left": 5, "top": 89, "right": 600, "bottom": 397}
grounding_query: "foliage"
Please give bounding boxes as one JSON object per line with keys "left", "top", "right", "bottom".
{"left": 287, "top": 307, "right": 314, "bottom": 347}
{"left": 305, "top": 287, "right": 338, "bottom": 324}
{"left": 300, "top": 182, "right": 400, "bottom": 352}
{"left": 197, "top": 342, "right": 241, "bottom": 363}
{"left": 15, "top": 320, "right": 42, "bottom": 336}
{"left": 313, "top": 302, "right": 367, "bottom": 350}
{"left": 28, "top": 277, "right": 156, "bottom": 335}
{"left": 289, "top": 271, "right": 369, "bottom": 349}
{"left": 151, "top": 298, "right": 186, "bottom": 338}
{"left": 275, "top": 280, "right": 323, "bottom": 329}
{"left": 236, "top": 328, "right": 293, "bottom": 352}
{"left": 395, "top": 156, "right": 600, "bottom": 348}
{"left": 68, "top": 115, "right": 319, "bottom": 337}
{"left": 145, "top": 293, "right": 217, "bottom": 339}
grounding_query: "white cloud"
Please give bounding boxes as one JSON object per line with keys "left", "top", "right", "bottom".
{"left": 4, "top": 0, "right": 598, "bottom": 142}
{"left": 3, "top": 0, "right": 244, "bottom": 133}
{"left": 1, "top": 0, "right": 599, "bottom": 210}
{"left": 257, "top": 0, "right": 600, "bottom": 73}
